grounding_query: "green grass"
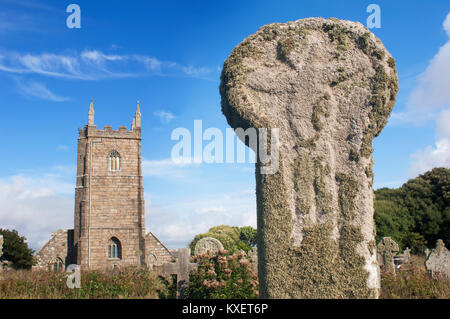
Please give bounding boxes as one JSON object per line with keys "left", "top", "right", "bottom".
{"left": 1, "top": 255, "right": 448, "bottom": 299}
{"left": 0, "top": 266, "right": 175, "bottom": 299}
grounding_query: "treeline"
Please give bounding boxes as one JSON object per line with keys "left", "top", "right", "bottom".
{"left": 374, "top": 167, "right": 450, "bottom": 253}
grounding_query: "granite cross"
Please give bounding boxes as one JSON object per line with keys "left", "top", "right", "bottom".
{"left": 163, "top": 248, "right": 198, "bottom": 299}
{"left": 377, "top": 237, "right": 399, "bottom": 273}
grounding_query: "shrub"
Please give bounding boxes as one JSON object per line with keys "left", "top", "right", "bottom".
{"left": 188, "top": 249, "right": 258, "bottom": 299}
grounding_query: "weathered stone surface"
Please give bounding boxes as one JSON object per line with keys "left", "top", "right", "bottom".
{"left": 163, "top": 248, "right": 198, "bottom": 299}
{"left": 0, "top": 235, "right": 3, "bottom": 258}
{"left": 425, "top": 239, "right": 450, "bottom": 279}
{"left": 194, "top": 237, "right": 224, "bottom": 256}
{"left": 377, "top": 237, "right": 399, "bottom": 273}
{"left": 220, "top": 17, "right": 398, "bottom": 298}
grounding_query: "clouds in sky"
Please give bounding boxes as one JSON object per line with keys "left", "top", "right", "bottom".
{"left": 153, "top": 110, "right": 176, "bottom": 124}
{"left": 0, "top": 161, "right": 256, "bottom": 251}
{"left": 15, "top": 78, "right": 69, "bottom": 102}
{"left": 0, "top": 167, "right": 75, "bottom": 251}
{"left": 0, "top": 49, "right": 215, "bottom": 81}
{"left": 408, "top": 12, "right": 450, "bottom": 176}
{"left": 147, "top": 190, "right": 256, "bottom": 249}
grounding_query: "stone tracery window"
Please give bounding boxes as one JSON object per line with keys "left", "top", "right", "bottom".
{"left": 108, "top": 237, "right": 122, "bottom": 259}
{"left": 108, "top": 150, "right": 120, "bottom": 171}
{"left": 53, "top": 257, "right": 64, "bottom": 272}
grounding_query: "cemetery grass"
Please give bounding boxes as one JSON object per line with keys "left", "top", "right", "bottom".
{"left": 0, "top": 256, "right": 449, "bottom": 299}
{"left": 380, "top": 255, "right": 450, "bottom": 299}
{"left": 0, "top": 267, "right": 176, "bottom": 299}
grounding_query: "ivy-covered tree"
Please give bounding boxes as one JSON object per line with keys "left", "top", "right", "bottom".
{"left": 0, "top": 229, "right": 35, "bottom": 269}
{"left": 190, "top": 225, "right": 257, "bottom": 254}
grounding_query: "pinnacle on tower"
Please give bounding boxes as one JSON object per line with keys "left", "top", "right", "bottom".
{"left": 134, "top": 100, "right": 141, "bottom": 129}
{"left": 88, "top": 99, "right": 95, "bottom": 126}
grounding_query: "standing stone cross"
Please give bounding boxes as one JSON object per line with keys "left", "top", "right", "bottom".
{"left": 220, "top": 17, "right": 398, "bottom": 298}
{"left": 377, "top": 237, "right": 399, "bottom": 273}
{"left": 162, "top": 248, "right": 198, "bottom": 299}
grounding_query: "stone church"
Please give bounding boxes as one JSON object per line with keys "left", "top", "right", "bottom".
{"left": 33, "top": 101, "right": 174, "bottom": 271}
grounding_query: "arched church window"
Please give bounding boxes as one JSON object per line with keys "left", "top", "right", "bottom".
{"left": 108, "top": 237, "right": 122, "bottom": 259}
{"left": 53, "top": 257, "right": 64, "bottom": 272}
{"left": 108, "top": 150, "right": 121, "bottom": 171}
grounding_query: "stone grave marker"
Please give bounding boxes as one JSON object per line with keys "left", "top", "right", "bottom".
{"left": 194, "top": 237, "right": 224, "bottom": 256}
{"left": 220, "top": 17, "right": 398, "bottom": 298}
{"left": 163, "top": 248, "right": 198, "bottom": 299}
{"left": 425, "top": 239, "right": 450, "bottom": 279}
{"left": 377, "top": 237, "right": 399, "bottom": 273}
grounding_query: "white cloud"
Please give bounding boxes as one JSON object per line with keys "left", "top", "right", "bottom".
{"left": 409, "top": 109, "right": 450, "bottom": 176}
{"left": 407, "top": 14, "right": 450, "bottom": 176}
{"left": 154, "top": 110, "right": 175, "bottom": 124}
{"left": 0, "top": 49, "right": 216, "bottom": 81}
{"left": 0, "top": 168, "right": 75, "bottom": 251}
{"left": 147, "top": 190, "right": 256, "bottom": 249}
{"left": 197, "top": 206, "right": 227, "bottom": 214}
{"left": 444, "top": 12, "right": 450, "bottom": 37}
{"left": 142, "top": 158, "right": 200, "bottom": 179}
{"left": 15, "top": 78, "right": 69, "bottom": 102}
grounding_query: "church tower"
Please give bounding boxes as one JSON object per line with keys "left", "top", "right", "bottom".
{"left": 73, "top": 100, "right": 146, "bottom": 270}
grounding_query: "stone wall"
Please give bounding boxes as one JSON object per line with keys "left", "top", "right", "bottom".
{"left": 145, "top": 232, "right": 175, "bottom": 268}
{"left": 33, "top": 229, "right": 74, "bottom": 271}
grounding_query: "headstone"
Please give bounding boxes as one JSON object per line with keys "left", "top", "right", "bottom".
{"left": 425, "top": 239, "right": 450, "bottom": 279}
{"left": 401, "top": 247, "right": 411, "bottom": 262}
{"left": 194, "top": 237, "right": 224, "bottom": 256}
{"left": 162, "top": 248, "right": 198, "bottom": 299}
{"left": 220, "top": 17, "right": 398, "bottom": 298}
{"left": 377, "top": 237, "right": 399, "bottom": 273}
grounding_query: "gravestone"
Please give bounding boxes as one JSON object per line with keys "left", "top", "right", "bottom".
{"left": 162, "top": 248, "right": 198, "bottom": 299}
{"left": 401, "top": 247, "right": 411, "bottom": 262}
{"left": 0, "top": 235, "right": 3, "bottom": 258}
{"left": 425, "top": 239, "right": 450, "bottom": 279}
{"left": 220, "top": 17, "right": 398, "bottom": 298}
{"left": 194, "top": 237, "right": 224, "bottom": 256}
{"left": 377, "top": 237, "right": 399, "bottom": 273}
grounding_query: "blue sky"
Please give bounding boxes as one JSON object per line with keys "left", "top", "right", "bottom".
{"left": 0, "top": 0, "right": 449, "bottom": 251}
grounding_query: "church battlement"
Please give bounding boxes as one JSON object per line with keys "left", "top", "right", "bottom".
{"left": 78, "top": 125, "right": 141, "bottom": 139}
{"left": 78, "top": 99, "right": 142, "bottom": 139}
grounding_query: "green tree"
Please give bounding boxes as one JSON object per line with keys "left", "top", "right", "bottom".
{"left": 0, "top": 229, "right": 35, "bottom": 269}
{"left": 239, "top": 226, "right": 257, "bottom": 248}
{"left": 190, "top": 225, "right": 257, "bottom": 254}
{"left": 374, "top": 167, "right": 450, "bottom": 252}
